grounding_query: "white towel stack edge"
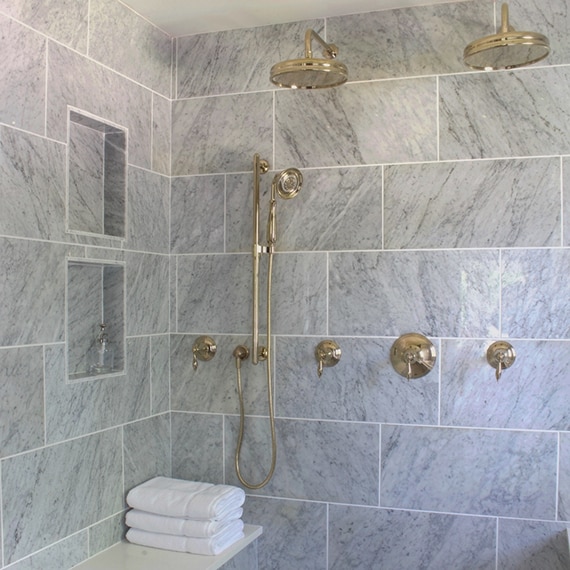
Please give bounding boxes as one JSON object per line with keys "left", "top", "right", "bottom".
{"left": 125, "top": 477, "right": 246, "bottom": 556}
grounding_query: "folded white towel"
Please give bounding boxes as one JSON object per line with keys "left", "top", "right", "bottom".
{"left": 126, "top": 521, "right": 245, "bottom": 556}
{"left": 125, "top": 508, "right": 243, "bottom": 538}
{"left": 126, "top": 477, "right": 246, "bottom": 520}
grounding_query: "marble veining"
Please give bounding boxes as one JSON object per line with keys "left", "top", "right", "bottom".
{"left": 276, "top": 336, "right": 439, "bottom": 424}
{"left": 384, "top": 158, "right": 560, "bottom": 249}
{"left": 176, "top": 20, "right": 323, "bottom": 98}
{"left": 243, "top": 496, "right": 327, "bottom": 570}
{"left": 440, "top": 66, "right": 570, "bottom": 160}
{"left": 150, "top": 335, "right": 170, "bottom": 414}
{"left": 225, "top": 416, "right": 379, "bottom": 505}
{"left": 502, "top": 249, "right": 570, "bottom": 339}
{"left": 559, "top": 432, "right": 570, "bottom": 521}
{"left": 329, "top": 249, "right": 500, "bottom": 337}
{"left": 0, "top": 14, "right": 46, "bottom": 135}
{"left": 381, "top": 425, "right": 558, "bottom": 519}
{"left": 88, "top": 0, "right": 172, "bottom": 97}
{"left": 2, "top": 429, "right": 122, "bottom": 563}
{"left": 329, "top": 505, "right": 496, "bottom": 570}
{"left": 170, "top": 175, "right": 225, "bottom": 254}
{"left": 171, "top": 93, "right": 273, "bottom": 176}
{"left": 152, "top": 93, "right": 171, "bottom": 176}
{"left": 441, "top": 339, "right": 570, "bottom": 430}
{"left": 328, "top": 2, "right": 493, "bottom": 80}
{"left": 0, "top": 125, "right": 66, "bottom": 240}
{"left": 0, "top": 346, "right": 44, "bottom": 458}
{"left": 275, "top": 78, "right": 437, "bottom": 168}
{"left": 171, "top": 412, "right": 224, "bottom": 484}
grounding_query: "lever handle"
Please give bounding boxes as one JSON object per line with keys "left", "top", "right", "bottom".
{"left": 192, "top": 336, "right": 217, "bottom": 371}
{"left": 486, "top": 341, "right": 515, "bottom": 382}
{"left": 315, "top": 340, "right": 341, "bottom": 378}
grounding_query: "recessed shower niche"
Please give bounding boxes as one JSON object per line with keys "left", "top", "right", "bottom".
{"left": 67, "top": 109, "right": 127, "bottom": 238}
{"left": 67, "top": 259, "right": 125, "bottom": 381}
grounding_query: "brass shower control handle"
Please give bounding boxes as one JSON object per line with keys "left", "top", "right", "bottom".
{"left": 486, "top": 341, "right": 516, "bottom": 381}
{"left": 390, "top": 333, "right": 436, "bottom": 381}
{"left": 192, "top": 336, "right": 217, "bottom": 371}
{"left": 315, "top": 340, "right": 341, "bottom": 378}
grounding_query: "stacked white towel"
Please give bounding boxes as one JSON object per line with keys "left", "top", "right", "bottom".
{"left": 125, "top": 477, "right": 246, "bottom": 556}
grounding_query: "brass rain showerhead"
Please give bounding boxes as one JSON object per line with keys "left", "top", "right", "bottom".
{"left": 464, "top": 2, "right": 549, "bottom": 70}
{"left": 270, "top": 29, "right": 348, "bottom": 89}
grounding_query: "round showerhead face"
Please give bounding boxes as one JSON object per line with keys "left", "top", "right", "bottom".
{"left": 273, "top": 168, "right": 303, "bottom": 199}
{"left": 270, "top": 58, "right": 348, "bottom": 89}
{"left": 464, "top": 31, "right": 550, "bottom": 70}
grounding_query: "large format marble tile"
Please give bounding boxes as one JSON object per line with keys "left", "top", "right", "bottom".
{"left": 381, "top": 425, "right": 557, "bottom": 519}
{"left": 225, "top": 417, "right": 379, "bottom": 505}
{"left": 0, "top": 125, "right": 66, "bottom": 240}
{"left": 328, "top": 2, "right": 492, "bottom": 80}
{"left": 219, "top": 541, "right": 258, "bottom": 570}
{"left": 127, "top": 166, "right": 170, "bottom": 254}
{"left": 226, "top": 166, "right": 383, "bottom": 253}
{"left": 2, "top": 428, "right": 122, "bottom": 563}
{"left": 170, "top": 334, "right": 271, "bottom": 416}
{"left": 0, "top": 238, "right": 66, "bottom": 346}
{"left": 0, "top": 14, "right": 46, "bottom": 135}
{"left": 560, "top": 432, "right": 570, "bottom": 521}
{"left": 88, "top": 513, "right": 123, "bottom": 558}
{"left": 329, "top": 250, "right": 499, "bottom": 337}
{"left": 275, "top": 336, "right": 439, "bottom": 424}
{"left": 243, "top": 496, "right": 327, "bottom": 570}
{"left": 44, "top": 340, "right": 151, "bottom": 443}
{"left": 498, "top": 519, "right": 570, "bottom": 570}
{"left": 384, "top": 158, "right": 560, "bottom": 249}
{"left": 329, "top": 505, "right": 496, "bottom": 570}
{"left": 171, "top": 412, "right": 224, "bottom": 484}
{"left": 176, "top": 20, "right": 322, "bottom": 98}
{"left": 0, "top": 0, "right": 88, "bottom": 52}
{"left": 171, "top": 93, "right": 273, "bottom": 176}
{"left": 170, "top": 175, "right": 225, "bottom": 254}
{"left": 126, "top": 252, "right": 169, "bottom": 335}
{"left": 47, "top": 41, "right": 153, "bottom": 169}
{"left": 441, "top": 339, "right": 570, "bottom": 430}
{"left": 440, "top": 66, "right": 570, "bottom": 160}
{"left": 176, "top": 252, "right": 326, "bottom": 335}
{"left": 0, "top": 346, "right": 44, "bottom": 458}
{"left": 124, "top": 414, "right": 171, "bottom": 495}
{"left": 89, "top": 0, "right": 172, "bottom": 96}
{"left": 6, "top": 532, "right": 87, "bottom": 570}
{"left": 502, "top": 249, "right": 570, "bottom": 339}
{"left": 275, "top": 78, "right": 437, "bottom": 168}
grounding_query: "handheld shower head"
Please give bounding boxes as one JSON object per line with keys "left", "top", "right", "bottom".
{"left": 273, "top": 168, "right": 303, "bottom": 199}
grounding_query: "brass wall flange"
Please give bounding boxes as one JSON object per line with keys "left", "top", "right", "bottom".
{"left": 315, "top": 340, "right": 341, "bottom": 378}
{"left": 390, "top": 333, "right": 436, "bottom": 381}
{"left": 486, "top": 341, "right": 515, "bottom": 381}
{"left": 192, "top": 336, "right": 217, "bottom": 370}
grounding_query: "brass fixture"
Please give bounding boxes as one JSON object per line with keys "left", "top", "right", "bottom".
{"left": 390, "top": 333, "right": 437, "bottom": 381}
{"left": 464, "top": 3, "right": 549, "bottom": 70}
{"left": 233, "top": 153, "right": 303, "bottom": 490}
{"left": 192, "top": 336, "right": 217, "bottom": 370}
{"left": 486, "top": 341, "right": 516, "bottom": 381}
{"left": 270, "top": 28, "right": 348, "bottom": 89}
{"left": 315, "top": 340, "right": 342, "bottom": 378}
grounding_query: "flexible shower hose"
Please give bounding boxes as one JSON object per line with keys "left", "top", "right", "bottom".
{"left": 234, "top": 252, "right": 277, "bottom": 489}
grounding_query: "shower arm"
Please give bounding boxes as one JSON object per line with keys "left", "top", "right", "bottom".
{"left": 252, "top": 154, "right": 269, "bottom": 365}
{"left": 304, "top": 28, "right": 338, "bottom": 60}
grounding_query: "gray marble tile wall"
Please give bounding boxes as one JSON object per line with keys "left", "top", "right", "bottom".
{"left": 169, "top": 0, "right": 570, "bottom": 569}
{"left": 0, "top": 0, "right": 172, "bottom": 567}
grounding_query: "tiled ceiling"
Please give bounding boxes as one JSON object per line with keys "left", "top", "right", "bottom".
{"left": 121, "top": 0, "right": 464, "bottom": 37}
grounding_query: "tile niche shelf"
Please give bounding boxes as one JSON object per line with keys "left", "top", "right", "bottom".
{"left": 67, "top": 109, "right": 127, "bottom": 239}
{"left": 67, "top": 259, "right": 125, "bottom": 381}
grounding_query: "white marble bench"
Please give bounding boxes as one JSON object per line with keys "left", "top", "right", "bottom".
{"left": 73, "top": 524, "right": 262, "bottom": 570}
